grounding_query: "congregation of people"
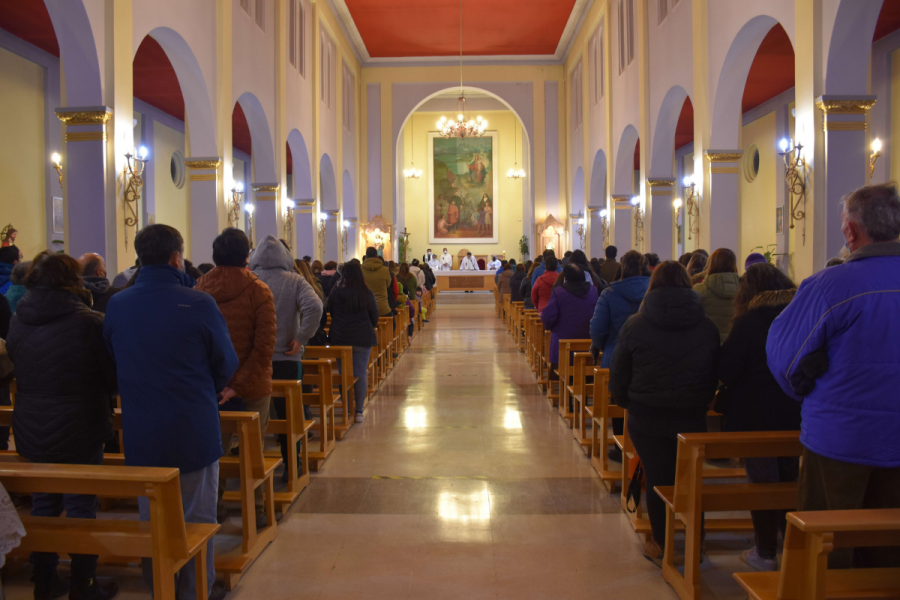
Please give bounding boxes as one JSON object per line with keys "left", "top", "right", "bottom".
{"left": 505, "top": 183, "right": 900, "bottom": 574}
{"left": 0, "top": 221, "right": 437, "bottom": 600}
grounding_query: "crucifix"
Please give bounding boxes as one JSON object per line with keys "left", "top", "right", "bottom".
{"left": 399, "top": 227, "right": 411, "bottom": 262}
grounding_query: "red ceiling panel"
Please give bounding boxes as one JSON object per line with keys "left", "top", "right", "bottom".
{"left": 742, "top": 24, "right": 794, "bottom": 114}
{"left": 0, "top": 0, "right": 58, "bottom": 56}
{"left": 286, "top": 142, "right": 293, "bottom": 174}
{"left": 232, "top": 103, "right": 252, "bottom": 157}
{"left": 343, "top": 0, "right": 577, "bottom": 58}
{"left": 874, "top": 0, "right": 900, "bottom": 41}
{"left": 674, "top": 97, "right": 694, "bottom": 151}
{"left": 634, "top": 139, "right": 640, "bottom": 171}
{"left": 133, "top": 36, "right": 185, "bottom": 121}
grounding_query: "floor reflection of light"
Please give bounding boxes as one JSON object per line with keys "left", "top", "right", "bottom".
{"left": 438, "top": 490, "right": 491, "bottom": 522}
{"left": 503, "top": 408, "right": 523, "bottom": 430}
{"left": 403, "top": 406, "right": 428, "bottom": 429}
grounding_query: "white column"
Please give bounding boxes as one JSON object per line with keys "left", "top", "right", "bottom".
{"left": 295, "top": 201, "right": 316, "bottom": 259}
{"left": 253, "top": 184, "right": 279, "bottom": 243}
{"left": 705, "top": 151, "right": 742, "bottom": 252}
{"left": 647, "top": 179, "right": 675, "bottom": 260}
{"left": 185, "top": 157, "right": 222, "bottom": 264}
{"left": 611, "top": 196, "right": 632, "bottom": 251}
{"left": 588, "top": 206, "right": 608, "bottom": 258}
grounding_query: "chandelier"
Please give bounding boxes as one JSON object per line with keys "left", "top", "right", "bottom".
{"left": 437, "top": 0, "right": 487, "bottom": 139}
{"left": 404, "top": 115, "right": 423, "bottom": 179}
{"left": 507, "top": 120, "right": 525, "bottom": 180}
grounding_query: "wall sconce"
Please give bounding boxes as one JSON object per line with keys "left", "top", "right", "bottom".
{"left": 599, "top": 208, "right": 610, "bottom": 248}
{"left": 778, "top": 138, "right": 807, "bottom": 245}
{"left": 51, "top": 152, "right": 63, "bottom": 187}
{"left": 228, "top": 182, "right": 244, "bottom": 228}
{"left": 631, "top": 197, "right": 644, "bottom": 251}
{"left": 283, "top": 199, "right": 295, "bottom": 251}
{"left": 318, "top": 212, "right": 327, "bottom": 259}
{"left": 682, "top": 175, "right": 700, "bottom": 242}
{"left": 673, "top": 198, "right": 683, "bottom": 244}
{"left": 123, "top": 146, "right": 149, "bottom": 249}
{"left": 570, "top": 212, "right": 585, "bottom": 250}
{"left": 245, "top": 203, "right": 255, "bottom": 248}
{"left": 341, "top": 220, "right": 350, "bottom": 256}
{"left": 870, "top": 137, "right": 882, "bottom": 177}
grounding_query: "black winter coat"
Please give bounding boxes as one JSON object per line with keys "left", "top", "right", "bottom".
{"left": 610, "top": 286, "right": 720, "bottom": 418}
{"left": 323, "top": 286, "right": 379, "bottom": 347}
{"left": 520, "top": 274, "right": 535, "bottom": 309}
{"left": 319, "top": 272, "right": 340, "bottom": 298}
{"left": 717, "top": 291, "right": 802, "bottom": 432}
{"left": 509, "top": 271, "right": 526, "bottom": 302}
{"left": 8, "top": 287, "right": 117, "bottom": 463}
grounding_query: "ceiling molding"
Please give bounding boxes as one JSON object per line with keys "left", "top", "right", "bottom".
{"left": 327, "top": 0, "right": 593, "bottom": 68}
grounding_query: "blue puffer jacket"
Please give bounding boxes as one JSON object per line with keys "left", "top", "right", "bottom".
{"left": 767, "top": 241, "right": 900, "bottom": 468}
{"left": 590, "top": 276, "right": 650, "bottom": 368}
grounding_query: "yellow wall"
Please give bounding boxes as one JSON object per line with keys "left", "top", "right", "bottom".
{"left": 402, "top": 110, "right": 524, "bottom": 261}
{"left": 739, "top": 112, "right": 777, "bottom": 270}
{"left": 153, "top": 122, "right": 192, "bottom": 253}
{"left": 0, "top": 47, "right": 46, "bottom": 260}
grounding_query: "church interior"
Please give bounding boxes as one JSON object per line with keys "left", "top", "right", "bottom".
{"left": 0, "top": 0, "right": 898, "bottom": 599}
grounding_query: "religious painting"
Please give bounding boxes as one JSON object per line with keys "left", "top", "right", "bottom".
{"left": 776, "top": 206, "right": 784, "bottom": 235}
{"left": 52, "top": 197, "right": 64, "bottom": 235}
{"left": 428, "top": 131, "right": 499, "bottom": 244}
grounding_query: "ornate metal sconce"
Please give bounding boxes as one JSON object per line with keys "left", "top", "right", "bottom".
{"left": 228, "top": 182, "right": 244, "bottom": 228}
{"left": 123, "top": 146, "right": 149, "bottom": 249}
{"left": 283, "top": 200, "right": 295, "bottom": 251}
{"left": 318, "top": 212, "right": 327, "bottom": 259}
{"left": 342, "top": 220, "right": 350, "bottom": 256}
{"left": 778, "top": 138, "right": 807, "bottom": 245}
{"left": 570, "top": 212, "right": 585, "bottom": 250}
{"left": 870, "top": 138, "right": 882, "bottom": 177}
{"left": 631, "top": 197, "right": 644, "bottom": 252}
{"left": 51, "top": 152, "right": 63, "bottom": 186}
{"left": 599, "top": 209, "right": 610, "bottom": 248}
{"left": 682, "top": 175, "right": 701, "bottom": 242}
{"left": 673, "top": 198, "right": 683, "bottom": 245}
{"left": 244, "top": 203, "right": 255, "bottom": 248}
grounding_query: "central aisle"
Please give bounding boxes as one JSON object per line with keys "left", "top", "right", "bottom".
{"left": 232, "top": 300, "right": 683, "bottom": 600}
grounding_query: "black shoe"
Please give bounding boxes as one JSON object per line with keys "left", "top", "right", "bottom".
{"left": 281, "top": 466, "right": 290, "bottom": 483}
{"left": 607, "top": 446, "right": 623, "bottom": 463}
{"left": 34, "top": 572, "right": 69, "bottom": 600}
{"left": 216, "top": 500, "right": 227, "bottom": 524}
{"left": 69, "top": 579, "right": 118, "bottom": 600}
{"left": 209, "top": 580, "right": 227, "bottom": 600}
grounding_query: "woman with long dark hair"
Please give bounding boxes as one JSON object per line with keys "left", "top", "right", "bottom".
{"left": 564, "top": 249, "right": 609, "bottom": 293}
{"left": 322, "top": 259, "right": 379, "bottom": 422}
{"left": 521, "top": 256, "right": 542, "bottom": 309}
{"left": 693, "top": 248, "right": 740, "bottom": 343}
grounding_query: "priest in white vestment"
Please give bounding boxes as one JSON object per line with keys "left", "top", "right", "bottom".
{"left": 459, "top": 252, "right": 479, "bottom": 270}
{"left": 486, "top": 255, "right": 502, "bottom": 270}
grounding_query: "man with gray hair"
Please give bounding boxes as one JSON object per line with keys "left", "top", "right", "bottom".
{"left": 767, "top": 183, "right": 900, "bottom": 569}
{"left": 78, "top": 253, "right": 120, "bottom": 313}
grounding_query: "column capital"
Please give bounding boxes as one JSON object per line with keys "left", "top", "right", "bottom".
{"left": 815, "top": 95, "right": 877, "bottom": 115}
{"left": 611, "top": 196, "right": 633, "bottom": 209}
{"left": 646, "top": 178, "right": 676, "bottom": 187}
{"left": 55, "top": 106, "right": 113, "bottom": 125}
{"left": 705, "top": 150, "right": 743, "bottom": 163}
{"left": 184, "top": 157, "right": 223, "bottom": 169}
{"left": 251, "top": 183, "right": 280, "bottom": 193}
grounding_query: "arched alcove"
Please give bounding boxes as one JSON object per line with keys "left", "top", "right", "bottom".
{"left": 287, "top": 129, "right": 313, "bottom": 200}
{"left": 614, "top": 125, "right": 640, "bottom": 195}
{"left": 44, "top": 0, "right": 102, "bottom": 105}
{"left": 235, "top": 92, "right": 277, "bottom": 183}
{"left": 825, "top": 1, "right": 883, "bottom": 94}
{"left": 650, "top": 86, "right": 691, "bottom": 178}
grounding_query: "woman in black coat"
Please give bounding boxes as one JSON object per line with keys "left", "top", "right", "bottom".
{"left": 509, "top": 263, "right": 526, "bottom": 302}
{"left": 609, "top": 261, "right": 720, "bottom": 565}
{"left": 7, "top": 252, "right": 118, "bottom": 599}
{"left": 322, "top": 259, "right": 379, "bottom": 422}
{"left": 717, "top": 263, "right": 799, "bottom": 572}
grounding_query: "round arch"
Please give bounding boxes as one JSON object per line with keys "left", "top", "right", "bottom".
{"left": 825, "top": 1, "right": 883, "bottom": 94}
{"left": 140, "top": 27, "right": 216, "bottom": 156}
{"left": 235, "top": 92, "right": 276, "bottom": 183}
{"left": 287, "top": 129, "right": 313, "bottom": 200}
{"left": 44, "top": 0, "right": 102, "bottom": 105}
{"left": 319, "top": 154, "right": 337, "bottom": 211}
{"left": 614, "top": 125, "right": 640, "bottom": 196}
{"left": 589, "top": 149, "right": 607, "bottom": 208}
{"left": 650, "top": 86, "right": 691, "bottom": 178}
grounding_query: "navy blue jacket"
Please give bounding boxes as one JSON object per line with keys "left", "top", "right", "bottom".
{"left": 767, "top": 241, "right": 900, "bottom": 468}
{"left": 590, "top": 276, "right": 650, "bottom": 368}
{"left": 103, "top": 265, "right": 239, "bottom": 473}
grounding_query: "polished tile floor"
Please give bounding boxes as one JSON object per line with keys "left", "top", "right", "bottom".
{"left": 4, "top": 294, "right": 754, "bottom": 599}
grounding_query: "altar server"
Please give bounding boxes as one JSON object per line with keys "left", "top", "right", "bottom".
{"left": 439, "top": 248, "right": 453, "bottom": 271}
{"left": 487, "top": 256, "right": 502, "bottom": 270}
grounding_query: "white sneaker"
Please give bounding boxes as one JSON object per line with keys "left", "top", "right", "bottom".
{"left": 355, "top": 413, "right": 365, "bottom": 423}
{"left": 740, "top": 547, "right": 778, "bottom": 571}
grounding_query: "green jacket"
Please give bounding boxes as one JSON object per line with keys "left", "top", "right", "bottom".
{"left": 362, "top": 257, "right": 393, "bottom": 316}
{"left": 693, "top": 272, "right": 740, "bottom": 343}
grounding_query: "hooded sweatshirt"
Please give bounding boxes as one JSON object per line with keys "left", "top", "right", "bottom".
{"left": 248, "top": 235, "right": 323, "bottom": 362}
{"left": 531, "top": 269, "right": 560, "bottom": 313}
{"left": 590, "top": 275, "right": 651, "bottom": 368}
{"left": 693, "top": 272, "right": 740, "bottom": 343}
{"left": 195, "top": 266, "right": 277, "bottom": 398}
{"left": 81, "top": 276, "right": 120, "bottom": 313}
{"left": 361, "top": 257, "right": 393, "bottom": 316}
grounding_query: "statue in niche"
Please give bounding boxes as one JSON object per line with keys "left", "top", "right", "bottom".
{"left": 1, "top": 225, "right": 17, "bottom": 248}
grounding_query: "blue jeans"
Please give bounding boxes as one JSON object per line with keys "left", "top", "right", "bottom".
{"left": 30, "top": 446, "right": 105, "bottom": 582}
{"left": 139, "top": 461, "right": 218, "bottom": 600}
{"left": 339, "top": 347, "right": 371, "bottom": 414}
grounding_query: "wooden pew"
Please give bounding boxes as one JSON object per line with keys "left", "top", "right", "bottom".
{"left": 734, "top": 508, "right": 900, "bottom": 600}
{"left": 511, "top": 302, "right": 526, "bottom": 348}
{"left": 265, "top": 379, "right": 313, "bottom": 511}
{"left": 305, "top": 346, "right": 358, "bottom": 440}
{"left": 657, "top": 431, "right": 803, "bottom": 600}
{"left": 0, "top": 462, "right": 219, "bottom": 600}
{"left": 216, "top": 411, "right": 281, "bottom": 590}
{"left": 554, "top": 340, "right": 592, "bottom": 425}
{"left": 298, "top": 359, "right": 339, "bottom": 471}
{"left": 588, "top": 367, "right": 624, "bottom": 490}
{"left": 569, "top": 353, "right": 597, "bottom": 453}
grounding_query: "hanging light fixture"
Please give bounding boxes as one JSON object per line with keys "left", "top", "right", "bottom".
{"left": 507, "top": 121, "right": 526, "bottom": 180}
{"left": 404, "top": 117, "right": 423, "bottom": 179}
{"left": 437, "top": 0, "right": 487, "bottom": 139}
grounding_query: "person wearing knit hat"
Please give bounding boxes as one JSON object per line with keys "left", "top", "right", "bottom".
{"left": 744, "top": 253, "right": 768, "bottom": 271}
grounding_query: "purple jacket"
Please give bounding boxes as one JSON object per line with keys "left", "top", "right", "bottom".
{"left": 541, "top": 282, "right": 599, "bottom": 364}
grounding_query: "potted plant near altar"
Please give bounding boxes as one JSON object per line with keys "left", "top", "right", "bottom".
{"left": 519, "top": 235, "right": 529, "bottom": 262}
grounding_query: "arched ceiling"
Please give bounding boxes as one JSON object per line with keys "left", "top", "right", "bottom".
{"left": 133, "top": 36, "right": 184, "bottom": 121}
{"left": 742, "top": 24, "right": 795, "bottom": 114}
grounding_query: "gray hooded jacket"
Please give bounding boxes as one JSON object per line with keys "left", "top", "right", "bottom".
{"left": 249, "top": 235, "right": 323, "bottom": 361}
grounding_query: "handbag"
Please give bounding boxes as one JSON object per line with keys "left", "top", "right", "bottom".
{"left": 625, "top": 459, "right": 644, "bottom": 514}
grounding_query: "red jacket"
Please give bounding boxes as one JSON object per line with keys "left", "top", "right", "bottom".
{"left": 531, "top": 270, "right": 559, "bottom": 314}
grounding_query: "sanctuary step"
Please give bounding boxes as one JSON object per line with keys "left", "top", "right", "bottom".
{"left": 437, "top": 292, "right": 495, "bottom": 305}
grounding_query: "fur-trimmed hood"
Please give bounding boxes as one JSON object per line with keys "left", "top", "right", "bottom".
{"left": 749, "top": 289, "right": 796, "bottom": 311}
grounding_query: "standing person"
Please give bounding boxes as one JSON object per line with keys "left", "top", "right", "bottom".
{"left": 420, "top": 262, "right": 436, "bottom": 292}
{"left": 9, "top": 253, "right": 119, "bottom": 600}
{"left": 692, "top": 248, "right": 740, "bottom": 343}
{"left": 361, "top": 247, "right": 393, "bottom": 317}
{"left": 686, "top": 252, "right": 707, "bottom": 283}
{"left": 423, "top": 248, "right": 435, "bottom": 264}
{"left": 609, "top": 261, "right": 720, "bottom": 564}
{"left": 497, "top": 261, "right": 515, "bottom": 297}
{"left": 319, "top": 261, "right": 341, "bottom": 298}
{"left": 599, "top": 246, "right": 620, "bottom": 284}
{"left": 112, "top": 258, "right": 139, "bottom": 289}
{"left": 4, "top": 261, "right": 28, "bottom": 313}
{"left": 439, "top": 248, "right": 453, "bottom": 271}
{"left": 397, "top": 262, "right": 418, "bottom": 301}
{"left": 531, "top": 256, "right": 560, "bottom": 314}
{"left": 567, "top": 249, "right": 608, "bottom": 293}
{"left": 767, "top": 183, "right": 900, "bottom": 569}
{"left": 311, "top": 260, "right": 324, "bottom": 277}
{"left": 194, "top": 228, "right": 277, "bottom": 527}
{"left": 744, "top": 252, "right": 768, "bottom": 271}
{"left": 678, "top": 253, "right": 693, "bottom": 268}
{"left": 0, "top": 246, "right": 20, "bottom": 294}
{"left": 530, "top": 249, "right": 562, "bottom": 286}
{"left": 78, "top": 253, "right": 120, "bottom": 313}
{"left": 590, "top": 250, "right": 651, "bottom": 462}
{"left": 460, "top": 252, "right": 479, "bottom": 270}
{"left": 521, "top": 256, "right": 542, "bottom": 310}
{"left": 104, "top": 224, "right": 238, "bottom": 600}
{"left": 323, "top": 260, "right": 379, "bottom": 423}
{"left": 509, "top": 263, "right": 527, "bottom": 302}
{"left": 250, "top": 235, "right": 323, "bottom": 479}
{"left": 643, "top": 253, "right": 660, "bottom": 271}
{"left": 487, "top": 255, "right": 502, "bottom": 270}
{"left": 718, "top": 263, "right": 799, "bottom": 572}
{"left": 409, "top": 259, "right": 426, "bottom": 290}
{"left": 561, "top": 250, "right": 573, "bottom": 268}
